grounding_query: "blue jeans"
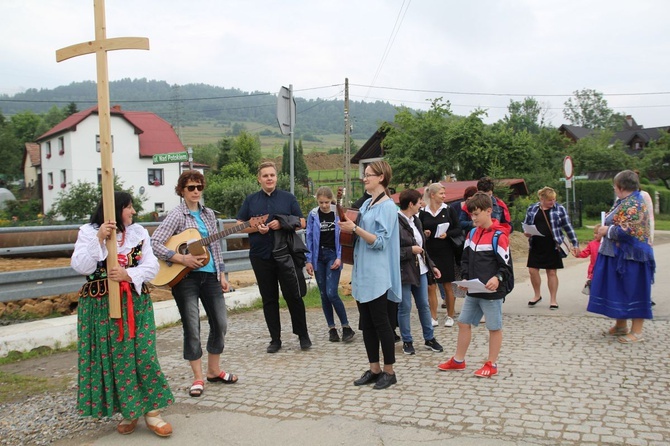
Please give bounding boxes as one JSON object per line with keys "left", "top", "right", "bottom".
{"left": 398, "top": 273, "right": 434, "bottom": 342}
{"left": 315, "top": 247, "right": 349, "bottom": 327}
{"left": 171, "top": 272, "right": 227, "bottom": 361}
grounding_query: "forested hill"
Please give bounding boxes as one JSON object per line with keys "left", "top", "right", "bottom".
{"left": 0, "top": 78, "right": 399, "bottom": 139}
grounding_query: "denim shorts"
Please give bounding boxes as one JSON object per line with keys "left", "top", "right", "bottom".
{"left": 458, "top": 295, "right": 503, "bottom": 331}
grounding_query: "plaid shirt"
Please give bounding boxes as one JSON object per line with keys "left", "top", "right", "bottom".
{"left": 523, "top": 202, "right": 578, "bottom": 248}
{"left": 151, "top": 201, "right": 225, "bottom": 279}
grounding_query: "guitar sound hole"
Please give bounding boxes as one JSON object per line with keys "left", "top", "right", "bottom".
{"left": 177, "top": 244, "right": 189, "bottom": 255}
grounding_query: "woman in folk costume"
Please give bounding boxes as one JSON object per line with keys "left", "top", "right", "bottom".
{"left": 71, "top": 191, "right": 173, "bottom": 437}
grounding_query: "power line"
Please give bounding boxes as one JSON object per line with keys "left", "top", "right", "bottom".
{"left": 365, "top": 0, "right": 411, "bottom": 101}
{"left": 350, "top": 83, "right": 670, "bottom": 98}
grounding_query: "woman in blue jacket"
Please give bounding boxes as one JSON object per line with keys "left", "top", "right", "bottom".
{"left": 305, "top": 187, "right": 355, "bottom": 343}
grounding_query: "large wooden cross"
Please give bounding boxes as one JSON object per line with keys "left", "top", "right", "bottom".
{"left": 56, "top": 0, "right": 149, "bottom": 318}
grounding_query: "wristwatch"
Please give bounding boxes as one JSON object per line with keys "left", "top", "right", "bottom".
{"left": 352, "top": 225, "right": 358, "bottom": 234}
{"left": 495, "top": 273, "right": 503, "bottom": 282}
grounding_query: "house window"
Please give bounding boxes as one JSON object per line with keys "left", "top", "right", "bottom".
{"left": 97, "top": 168, "right": 116, "bottom": 184}
{"left": 58, "top": 137, "right": 65, "bottom": 155}
{"left": 634, "top": 142, "right": 642, "bottom": 151}
{"left": 154, "top": 203, "right": 165, "bottom": 213}
{"left": 60, "top": 170, "right": 67, "bottom": 189}
{"left": 148, "top": 168, "right": 164, "bottom": 186}
{"left": 95, "top": 135, "right": 115, "bottom": 152}
{"left": 46, "top": 142, "right": 52, "bottom": 159}
{"left": 48, "top": 172, "right": 54, "bottom": 190}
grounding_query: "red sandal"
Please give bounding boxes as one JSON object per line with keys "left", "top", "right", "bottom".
{"left": 207, "top": 371, "right": 238, "bottom": 384}
{"left": 189, "top": 379, "right": 204, "bottom": 397}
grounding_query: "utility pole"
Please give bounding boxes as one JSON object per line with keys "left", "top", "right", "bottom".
{"left": 344, "top": 78, "right": 352, "bottom": 205}
{"left": 289, "top": 84, "right": 295, "bottom": 195}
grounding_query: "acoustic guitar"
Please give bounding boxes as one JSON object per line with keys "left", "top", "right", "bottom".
{"left": 336, "top": 187, "right": 359, "bottom": 265}
{"left": 151, "top": 215, "right": 268, "bottom": 287}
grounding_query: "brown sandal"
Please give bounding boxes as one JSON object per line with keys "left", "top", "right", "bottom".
{"left": 116, "top": 418, "right": 138, "bottom": 435}
{"left": 145, "top": 411, "right": 173, "bottom": 437}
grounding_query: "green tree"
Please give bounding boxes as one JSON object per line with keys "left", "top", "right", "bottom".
{"left": 642, "top": 133, "right": 670, "bottom": 188}
{"left": 216, "top": 137, "right": 234, "bottom": 170}
{"left": 281, "top": 139, "right": 309, "bottom": 185}
{"left": 567, "top": 130, "right": 635, "bottom": 174}
{"left": 563, "top": 89, "right": 616, "bottom": 130}
{"left": 0, "top": 111, "right": 21, "bottom": 179}
{"left": 383, "top": 98, "right": 453, "bottom": 186}
{"left": 50, "top": 180, "right": 100, "bottom": 221}
{"left": 192, "top": 143, "right": 218, "bottom": 169}
{"left": 64, "top": 102, "right": 79, "bottom": 117}
{"left": 50, "top": 177, "right": 146, "bottom": 221}
{"left": 233, "top": 131, "right": 261, "bottom": 175}
{"left": 501, "top": 97, "right": 547, "bottom": 133}
{"left": 10, "top": 110, "right": 44, "bottom": 142}
{"left": 43, "top": 105, "right": 66, "bottom": 129}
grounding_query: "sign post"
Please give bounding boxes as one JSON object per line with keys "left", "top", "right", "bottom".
{"left": 563, "top": 155, "right": 575, "bottom": 220}
{"left": 277, "top": 85, "right": 296, "bottom": 194}
{"left": 56, "top": 0, "right": 149, "bottom": 318}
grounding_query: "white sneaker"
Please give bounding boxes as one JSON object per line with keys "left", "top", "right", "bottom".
{"left": 444, "top": 316, "right": 454, "bottom": 327}
{"left": 431, "top": 318, "right": 439, "bottom": 327}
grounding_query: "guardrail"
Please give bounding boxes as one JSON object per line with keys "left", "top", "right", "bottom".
{"left": 0, "top": 219, "right": 267, "bottom": 303}
{"left": 0, "top": 249, "right": 254, "bottom": 303}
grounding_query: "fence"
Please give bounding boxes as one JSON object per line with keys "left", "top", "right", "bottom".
{"left": 0, "top": 219, "right": 280, "bottom": 303}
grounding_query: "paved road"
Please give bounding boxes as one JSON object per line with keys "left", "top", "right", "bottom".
{"left": 43, "top": 242, "right": 669, "bottom": 446}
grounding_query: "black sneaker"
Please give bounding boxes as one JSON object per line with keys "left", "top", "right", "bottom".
{"left": 266, "top": 340, "right": 282, "bottom": 353}
{"left": 329, "top": 328, "right": 340, "bottom": 342}
{"left": 299, "top": 334, "right": 312, "bottom": 350}
{"left": 373, "top": 372, "right": 397, "bottom": 390}
{"left": 341, "top": 326, "right": 355, "bottom": 343}
{"left": 424, "top": 338, "right": 443, "bottom": 352}
{"left": 402, "top": 341, "right": 415, "bottom": 355}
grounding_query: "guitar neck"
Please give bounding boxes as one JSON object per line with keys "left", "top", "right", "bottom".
{"left": 191, "top": 221, "right": 251, "bottom": 250}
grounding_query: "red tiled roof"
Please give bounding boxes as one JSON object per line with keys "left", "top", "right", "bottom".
{"left": 35, "top": 106, "right": 183, "bottom": 157}
{"left": 390, "top": 179, "right": 529, "bottom": 204}
{"left": 24, "top": 142, "right": 41, "bottom": 166}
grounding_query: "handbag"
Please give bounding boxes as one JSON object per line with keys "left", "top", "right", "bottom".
{"left": 541, "top": 208, "right": 571, "bottom": 258}
{"left": 581, "top": 280, "right": 591, "bottom": 296}
{"left": 449, "top": 232, "right": 465, "bottom": 249}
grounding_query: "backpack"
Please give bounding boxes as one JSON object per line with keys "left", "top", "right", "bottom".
{"left": 468, "top": 228, "right": 514, "bottom": 295}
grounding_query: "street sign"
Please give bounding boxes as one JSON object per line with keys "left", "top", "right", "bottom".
{"left": 276, "top": 86, "right": 296, "bottom": 135}
{"left": 153, "top": 151, "right": 188, "bottom": 164}
{"left": 563, "top": 156, "right": 574, "bottom": 180}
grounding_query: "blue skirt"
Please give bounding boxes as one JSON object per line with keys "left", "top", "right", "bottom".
{"left": 587, "top": 254, "right": 653, "bottom": 319}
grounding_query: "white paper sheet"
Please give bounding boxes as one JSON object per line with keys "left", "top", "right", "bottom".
{"left": 453, "top": 278, "right": 495, "bottom": 293}
{"left": 522, "top": 223, "right": 544, "bottom": 237}
{"left": 434, "top": 222, "right": 450, "bottom": 238}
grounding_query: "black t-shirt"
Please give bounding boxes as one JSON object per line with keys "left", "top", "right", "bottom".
{"left": 318, "top": 210, "right": 336, "bottom": 249}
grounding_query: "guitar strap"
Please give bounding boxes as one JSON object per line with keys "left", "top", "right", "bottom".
{"left": 369, "top": 191, "right": 386, "bottom": 208}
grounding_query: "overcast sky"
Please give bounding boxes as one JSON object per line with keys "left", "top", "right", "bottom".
{"left": 2, "top": 0, "right": 670, "bottom": 128}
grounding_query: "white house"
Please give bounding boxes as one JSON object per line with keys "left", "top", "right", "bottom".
{"left": 35, "top": 105, "right": 185, "bottom": 216}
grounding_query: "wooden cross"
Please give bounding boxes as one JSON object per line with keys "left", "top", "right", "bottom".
{"left": 56, "top": 0, "right": 149, "bottom": 318}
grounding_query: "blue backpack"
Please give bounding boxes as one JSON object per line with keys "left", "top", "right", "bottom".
{"left": 468, "top": 228, "right": 514, "bottom": 295}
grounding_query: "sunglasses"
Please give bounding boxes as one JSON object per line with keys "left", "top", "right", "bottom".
{"left": 185, "top": 185, "right": 204, "bottom": 191}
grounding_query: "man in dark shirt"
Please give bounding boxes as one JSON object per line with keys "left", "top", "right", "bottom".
{"left": 237, "top": 161, "right": 311, "bottom": 353}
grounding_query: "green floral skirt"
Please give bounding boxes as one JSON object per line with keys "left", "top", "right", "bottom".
{"left": 77, "top": 289, "right": 174, "bottom": 419}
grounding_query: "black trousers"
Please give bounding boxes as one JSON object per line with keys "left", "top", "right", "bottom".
{"left": 356, "top": 292, "right": 396, "bottom": 365}
{"left": 250, "top": 256, "right": 308, "bottom": 342}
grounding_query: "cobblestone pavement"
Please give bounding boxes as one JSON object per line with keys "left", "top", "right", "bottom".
{"left": 3, "top": 240, "right": 669, "bottom": 446}
{"left": 145, "top": 306, "right": 669, "bottom": 446}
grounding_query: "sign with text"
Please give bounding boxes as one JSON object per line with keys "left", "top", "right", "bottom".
{"left": 153, "top": 152, "right": 188, "bottom": 164}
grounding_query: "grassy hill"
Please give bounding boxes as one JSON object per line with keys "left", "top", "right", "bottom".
{"left": 179, "top": 120, "right": 352, "bottom": 157}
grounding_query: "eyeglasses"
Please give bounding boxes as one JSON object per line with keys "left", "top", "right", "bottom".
{"left": 185, "top": 185, "right": 204, "bottom": 191}
{"left": 363, "top": 173, "right": 379, "bottom": 178}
